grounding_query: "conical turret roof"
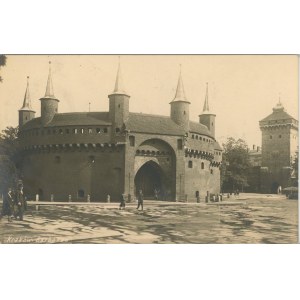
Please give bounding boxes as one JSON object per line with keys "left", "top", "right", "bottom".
{"left": 20, "top": 76, "right": 35, "bottom": 112}
{"left": 110, "top": 57, "right": 129, "bottom": 96}
{"left": 201, "top": 82, "right": 215, "bottom": 115}
{"left": 172, "top": 66, "right": 190, "bottom": 103}
{"left": 44, "top": 61, "right": 56, "bottom": 99}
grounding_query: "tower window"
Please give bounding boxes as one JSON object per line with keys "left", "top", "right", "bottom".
{"left": 192, "top": 134, "right": 194, "bottom": 139}
{"left": 196, "top": 135, "right": 199, "bottom": 140}
{"left": 210, "top": 169, "right": 213, "bottom": 174}
{"left": 279, "top": 135, "right": 281, "bottom": 138}
{"left": 80, "top": 128, "right": 84, "bottom": 134}
{"left": 96, "top": 128, "right": 101, "bottom": 134}
{"left": 103, "top": 128, "right": 108, "bottom": 133}
{"left": 212, "top": 122, "right": 214, "bottom": 126}
{"left": 59, "top": 129, "right": 63, "bottom": 134}
{"left": 188, "top": 161, "right": 193, "bottom": 168}
{"left": 88, "top": 128, "right": 93, "bottom": 134}
{"left": 25, "top": 117, "right": 28, "bottom": 120}
{"left": 270, "top": 135, "right": 272, "bottom": 139}
{"left": 183, "top": 111, "right": 186, "bottom": 115}
{"left": 177, "top": 139, "right": 183, "bottom": 150}
{"left": 201, "top": 162, "right": 204, "bottom": 169}
{"left": 129, "top": 136, "right": 135, "bottom": 147}
{"left": 89, "top": 155, "right": 95, "bottom": 163}
{"left": 118, "top": 104, "right": 121, "bottom": 108}
{"left": 200, "top": 137, "right": 202, "bottom": 140}
{"left": 116, "top": 128, "right": 120, "bottom": 133}
{"left": 66, "top": 129, "right": 70, "bottom": 134}
{"left": 74, "top": 128, "right": 78, "bottom": 134}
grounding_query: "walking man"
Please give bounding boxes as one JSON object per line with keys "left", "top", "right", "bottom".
{"left": 16, "top": 184, "right": 25, "bottom": 221}
{"left": 119, "top": 193, "right": 126, "bottom": 210}
{"left": 137, "top": 189, "right": 144, "bottom": 211}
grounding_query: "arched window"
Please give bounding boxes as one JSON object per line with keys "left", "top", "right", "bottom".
{"left": 59, "top": 129, "right": 63, "bottom": 134}
{"left": 103, "top": 128, "right": 108, "bottom": 133}
{"left": 210, "top": 169, "right": 213, "bottom": 174}
{"left": 80, "top": 128, "right": 84, "bottom": 134}
{"left": 192, "top": 134, "right": 194, "bottom": 139}
{"left": 188, "top": 161, "right": 193, "bottom": 168}
{"left": 201, "top": 162, "right": 204, "bottom": 169}
{"left": 96, "top": 128, "right": 101, "bottom": 134}
{"left": 116, "top": 128, "right": 120, "bottom": 133}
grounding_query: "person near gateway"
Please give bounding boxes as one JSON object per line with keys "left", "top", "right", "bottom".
{"left": 119, "top": 193, "right": 126, "bottom": 210}
{"left": 137, "top": 189, "right": 144, "bottom": 211}
{"left": 16, "top": 184, "right": 26, "bottom": 221}
{"left": 0, "top": 187, "right": 14, "bottom": 222}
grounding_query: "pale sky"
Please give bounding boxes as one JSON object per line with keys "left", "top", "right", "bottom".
{"left": 0, "top": 55, "right": 298, "bottom": 147}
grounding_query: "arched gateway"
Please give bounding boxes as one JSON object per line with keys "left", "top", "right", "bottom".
{"left": 134, "top": 139, "right": 176, "bottom": 200}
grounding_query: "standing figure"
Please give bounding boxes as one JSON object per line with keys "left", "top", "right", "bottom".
{"left": 119, "top": 193, "right": 126, "bottom": 210}
{"left": 16, "top": 184, "right": 25, "bottom": 221}
{"left": 137, "top": 189, "right": 144, "bottom": 211}
{"left": 195, "top": 191, "right": 200, "bottom": 203}
{"left": 154, "top": 188, "right": 158, "bottom": 200}
{"left": 0, "top": 187, "right": 14, "bottom": 222}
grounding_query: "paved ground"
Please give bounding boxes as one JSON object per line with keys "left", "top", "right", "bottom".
{"left": 0, "top": 194, "right": 298, "bottom": 244}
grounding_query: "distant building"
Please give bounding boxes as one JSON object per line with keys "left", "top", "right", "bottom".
{"left": 17, "top": 61, "right": 222, "bottom": 202}
{"left": 247, "top": 145, "right": 262, "bottom": 192}
{"left": 259, "top": 101, "right": 298, "bottom": 193}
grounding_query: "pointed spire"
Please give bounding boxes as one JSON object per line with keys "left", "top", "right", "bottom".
{"left": 44, "top": 61, "right": 55, "bottom": 98}
{"left": 20, "top": 76, "right": 34, "bottom": 111}
{"left": 111, "top": 56, "right": 128, "bottom": 95}
{"left": 202, "top": 82, "right": 210, "bottom": 112}
{"left": 172, "top": 65, "right": 189, "bottom": 102}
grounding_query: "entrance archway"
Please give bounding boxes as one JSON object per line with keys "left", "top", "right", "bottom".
{"left": 134, "top": 161, "right": 162, "bottom": 199}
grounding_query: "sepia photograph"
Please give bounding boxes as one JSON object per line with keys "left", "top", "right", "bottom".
{"left": 0, "top": 54, "right": 298, "bottom": 244}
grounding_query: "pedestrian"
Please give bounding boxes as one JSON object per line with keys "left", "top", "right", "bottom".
{"left": 196, "top": 191, "right": 200, "bottom": 203}
{"left": 119, "top": 193, "right": 126, "bottom": 210}
{"left": 137, "top": 189, "right": 144, "bottom": 210}
{"left": 154, "top": 188, "right": 158, "bottom": 200}
{"left": 107, "top": 194, "right": 111, "bottom": 203}
{"left": 0, "top": 187, "right": 14, "bottom": 222}
{"left": 16, "top": 184, "right": 25, "bottom": 221}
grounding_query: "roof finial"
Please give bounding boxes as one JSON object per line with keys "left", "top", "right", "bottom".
{"left": 20, "top": 76, "right": 34, "bottom": 111}
{"left": 112, "top": 56, "right": 127, "bottom": 95}
{"left": 202, "top": 82, "right": 210, "bottom": 112}
{"left": 172, "top": 65, "right": 188, "bottom": 102}
{"left": 44, "top": 61, "right": 55, "bottom": 98}
{"left": 278, "top": 92, "right": 281, "bottom": 104}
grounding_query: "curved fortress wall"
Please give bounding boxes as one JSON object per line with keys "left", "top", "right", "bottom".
{"left": 18, "top": 62, "right": 223, "bottom": 202}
